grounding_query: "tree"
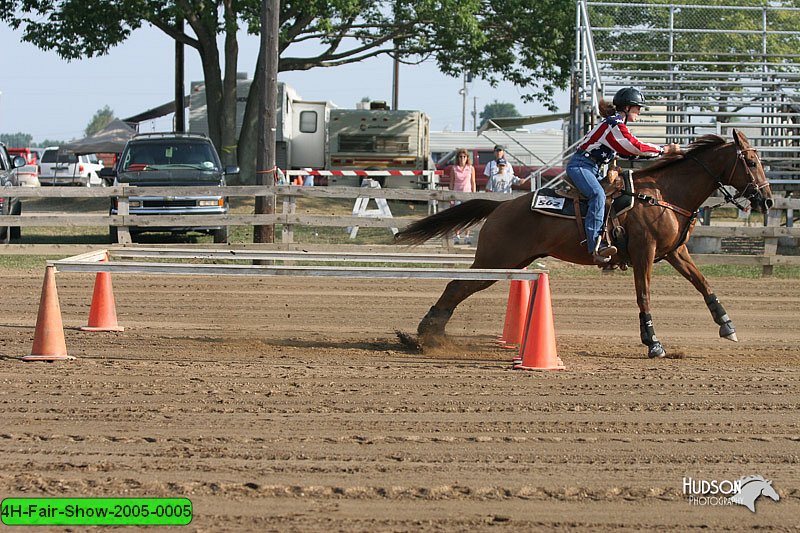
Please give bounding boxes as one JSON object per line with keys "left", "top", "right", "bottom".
{"left": 0, "top": 132, "right": 33, "bottom": 148}
{"left": 36, "top": 139, "right": 67, "bottom": 149}
{"left": 479, "top": 100, "right": 521, "bottom": 130}
{"left": 85, "top": 106, "right": 116, "bottom": 137}
{"left": 1, "top": 0, "right": 575, "bottom": 182}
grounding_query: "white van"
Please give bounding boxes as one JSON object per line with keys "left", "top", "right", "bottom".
{"left": 39, "top": 147, "right": 105, "bottom": 186}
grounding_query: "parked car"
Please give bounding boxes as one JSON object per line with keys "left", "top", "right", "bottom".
{"left": 435, "top": 148, "right": 561, "bottom": 190}
{"left": 104, "top": 132, "right": 237, "bottom": 243}
{"left": 0, "top": 142, "right": 25, "bottom": 241}
{"left": 15, "top": 164, "right": 40, "bottom": 187}
{"left": 39, "top": 146, "right": 105, "bottom": 186}
{"left": 8, "top": 147, "right": 40, "bottom": 166}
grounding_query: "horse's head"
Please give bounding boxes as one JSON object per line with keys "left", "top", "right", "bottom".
{"left": 760, "top": 479, "right": 780, "bottom": 502}
{"left": 730, "top": 129, "right": 773, "bottom": 213}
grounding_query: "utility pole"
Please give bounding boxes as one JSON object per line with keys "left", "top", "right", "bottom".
{"left": 392, "top": 54, "right": 399, "bottom": 110}
{"left": 459, "top": 73, "right": 474, "bottom": 131}
{"left": 174, "top": 18, "right": 185, "bottom": 132}
{"left": 459, "top": 74, "right": 467, "bottom": 130}
{"left": 254, "top": 0, "right": 279, "bottom": 243}
{"left": 472, "top": 96, "right": 478, "bottom": 131}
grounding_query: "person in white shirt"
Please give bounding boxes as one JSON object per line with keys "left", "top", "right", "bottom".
{"left": 485, "top": 159, "right": 530, "bottom": 193}
{"left": 483, "top": 145, "right": 515, "bottom": 186}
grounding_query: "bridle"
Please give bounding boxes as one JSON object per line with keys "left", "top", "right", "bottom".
{"left": 689, "top": 145, "right": 772, "bottom": 211}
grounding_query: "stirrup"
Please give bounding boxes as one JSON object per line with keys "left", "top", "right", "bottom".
{"left": 596, "top": 244, "right": 617, "bottom": 257}
{"left": 593, "top": 252, "right": 612, "bottom": 265}
{"left": 592, "top": 243, "right": 617, "bottom": 265}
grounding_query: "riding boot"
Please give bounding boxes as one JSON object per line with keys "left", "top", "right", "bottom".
{"left": 592, "top": 236, "right": 618, "bottom": 265}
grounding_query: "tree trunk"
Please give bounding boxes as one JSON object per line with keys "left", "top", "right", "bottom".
{"left": 219, "top": 3, "right": 239, "bottom": 168}
{"left": 238, "top": 50, "right": 263, "bottom": 185}
{"left": 196, "top": 34, "right": 224, "bottom": 150}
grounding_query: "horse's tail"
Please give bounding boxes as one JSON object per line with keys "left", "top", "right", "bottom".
{"left": 395, "top": 199, "right": 502, "bottom": 245}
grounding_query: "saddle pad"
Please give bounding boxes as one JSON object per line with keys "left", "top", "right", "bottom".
{"left": 531, "top": 170, "right": 635, "bottom": 219}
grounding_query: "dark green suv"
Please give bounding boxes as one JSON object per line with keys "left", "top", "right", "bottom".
{"left": 103, "top": 132, "right": 238, "bottom": 243}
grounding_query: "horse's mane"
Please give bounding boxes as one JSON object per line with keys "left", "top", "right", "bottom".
{"left": 738, "top": 475, "right": 768, "bottom": 486}
{"left": 637, "top": 134, "right": 729, "bottom": 173}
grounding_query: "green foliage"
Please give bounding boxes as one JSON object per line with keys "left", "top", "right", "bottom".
{"left": 1, "top": 0, "right": 575, "bottom": 110}
{"left": 0, "top": 132, "right": 33, "bottom": 147}
{"left": 85, "top": 105, "right": 116, "bottom": 137}
{"left": 36, "top": 139, "right": 68, "bottom": 148}
{"left": 479, "top": 100, "right": 521, "bottom": 129}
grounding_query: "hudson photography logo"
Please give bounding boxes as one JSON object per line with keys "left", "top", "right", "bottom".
{"left": 683, "top": 475, "right": 780, "bottom": 512}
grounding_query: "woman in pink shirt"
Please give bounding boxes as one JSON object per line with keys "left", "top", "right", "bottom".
{"left": 448, "top": 148, "right": 476, "bottom": 243}
{"left": 448, "top": 148, "right": 477, "bottom": 193}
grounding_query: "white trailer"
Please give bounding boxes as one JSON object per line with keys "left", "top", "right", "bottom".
{"left": 189, "top": 79, "right": 330, "bottom": 171}
{"left": 326, "top": 108, "right": 431, "bottom": 188}
{"left": 189, "top": 79, "right": 430, "bottom": 187}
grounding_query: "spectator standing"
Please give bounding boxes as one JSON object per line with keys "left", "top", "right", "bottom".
{"left": 302, "top": 167, "right": 315, "bottom": 186}
{"left": 485, "top": 159, "right": 529, "bottom": 193}
{"left": 448, "top": 148, "right": 476, "bottom": 193}
{"left": 483, "top": 145, "right": 515, "bottom": 187}
{"left": 448, "top": 148, "right": 477, "bottom": 244}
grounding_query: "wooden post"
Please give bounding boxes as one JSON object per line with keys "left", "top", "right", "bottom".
{"left": 254, "top": 0, "right": 279, "bottom": 244}
{"left": 174, "top": 18, "right": 185, "bottom": 133}
{"left": 282, "top": 195, "right": 296, "bottom": 244}
{"left": 116, "top": 188, "right": 132, "bottom": 244}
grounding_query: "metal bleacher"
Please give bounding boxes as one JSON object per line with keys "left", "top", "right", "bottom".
{"left": 565, "top": 0, "right": 800, "bottom": 192}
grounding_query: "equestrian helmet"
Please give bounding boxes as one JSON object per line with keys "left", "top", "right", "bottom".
{"left": 613, "top": 87, "right": 646, "bottom": 109}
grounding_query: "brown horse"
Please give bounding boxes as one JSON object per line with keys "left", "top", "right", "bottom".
{"left": 395, "top": 130, "right": 773, "bottom": 358}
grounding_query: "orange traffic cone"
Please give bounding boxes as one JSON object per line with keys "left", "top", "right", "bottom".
{"left": 514, "top": 272, "right": 564, "bottom": 370}
{"left": 80, "top": 258, "right": 124, "bottom": 332}
{"left": 497, "top": 279, "right": 533, "bottom": 349}
{"left": 23, "top": 266, "right": 75, "bottom": 362}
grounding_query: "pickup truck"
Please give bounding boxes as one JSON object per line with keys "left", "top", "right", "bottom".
{"left": 39, "top": 146, "right": 105, "bottom": 186}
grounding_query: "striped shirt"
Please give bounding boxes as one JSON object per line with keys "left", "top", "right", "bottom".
{"left": 579, "top": 114, "right": 662, "bottom": 163}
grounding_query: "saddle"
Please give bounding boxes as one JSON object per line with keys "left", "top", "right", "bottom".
{"left": 531, "top": 168, "right": 635, "bottom": 270}
{"left": 553, "top": 166, "right": 625, "bottom": 200}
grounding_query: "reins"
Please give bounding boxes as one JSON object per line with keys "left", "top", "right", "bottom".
{"left": 687, "top": 146, "right": 766, "bottom": 211}
{"left": 625, "top": 144, "right": 764, "bottom": 217}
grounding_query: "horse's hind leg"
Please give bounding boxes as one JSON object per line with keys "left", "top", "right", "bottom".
{"left": 418, "top": 253, "right": 534, "bottom": 342}
{"left": 666, "top": 244, "right": 737, "bottom": 341}
{"left": 418, "top": 279, "right": 495, "bottom": 342}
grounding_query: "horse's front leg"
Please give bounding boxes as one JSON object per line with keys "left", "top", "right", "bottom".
{"left": 666, "top": 244, "right": 737, "bottom": 342}
{"left": 632, "top": 246, "right": 666, "bottom": 359}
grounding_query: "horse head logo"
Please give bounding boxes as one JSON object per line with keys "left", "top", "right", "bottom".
{"left": 728, "top": 475, "right": 780, "bottom": 513}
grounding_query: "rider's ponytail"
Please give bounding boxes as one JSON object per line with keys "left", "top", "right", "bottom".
{"left": 598, "top": 99, "right": 616, "bottom": 118}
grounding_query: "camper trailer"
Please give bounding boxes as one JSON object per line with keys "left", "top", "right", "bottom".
{"left": 189, "top": 80, "right": 431, "bottom": 187}
{"left": 325, "top": 104, "right": 431, "bottom": 188}
{"left": 189, "top": 79, "right": 330, "bottom": 172}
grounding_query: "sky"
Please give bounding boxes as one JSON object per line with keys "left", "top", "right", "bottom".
{"left": 0, "top": 22, "right": 569, "bottom": 145}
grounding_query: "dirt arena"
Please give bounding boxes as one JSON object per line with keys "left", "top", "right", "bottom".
{"left": 1, "top": 262, "right": 798, "bottom": 531}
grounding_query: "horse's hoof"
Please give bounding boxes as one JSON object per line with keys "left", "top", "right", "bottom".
{"left": 720, "top": 321, "right": 738, "bottom": 342}
{"left": 418, "top": 333, "right": 447, "bottom": 349}
{"left": 648, "top": 342, "right": 666, "bottom": 359}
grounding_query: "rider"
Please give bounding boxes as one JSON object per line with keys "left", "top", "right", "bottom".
{"left": 567, "top": 87, "right": 681, "bottom": 264}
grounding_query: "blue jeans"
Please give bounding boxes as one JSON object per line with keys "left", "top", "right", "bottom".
{"left": 566, "top": 154, "right": 604, "bottom": 253}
